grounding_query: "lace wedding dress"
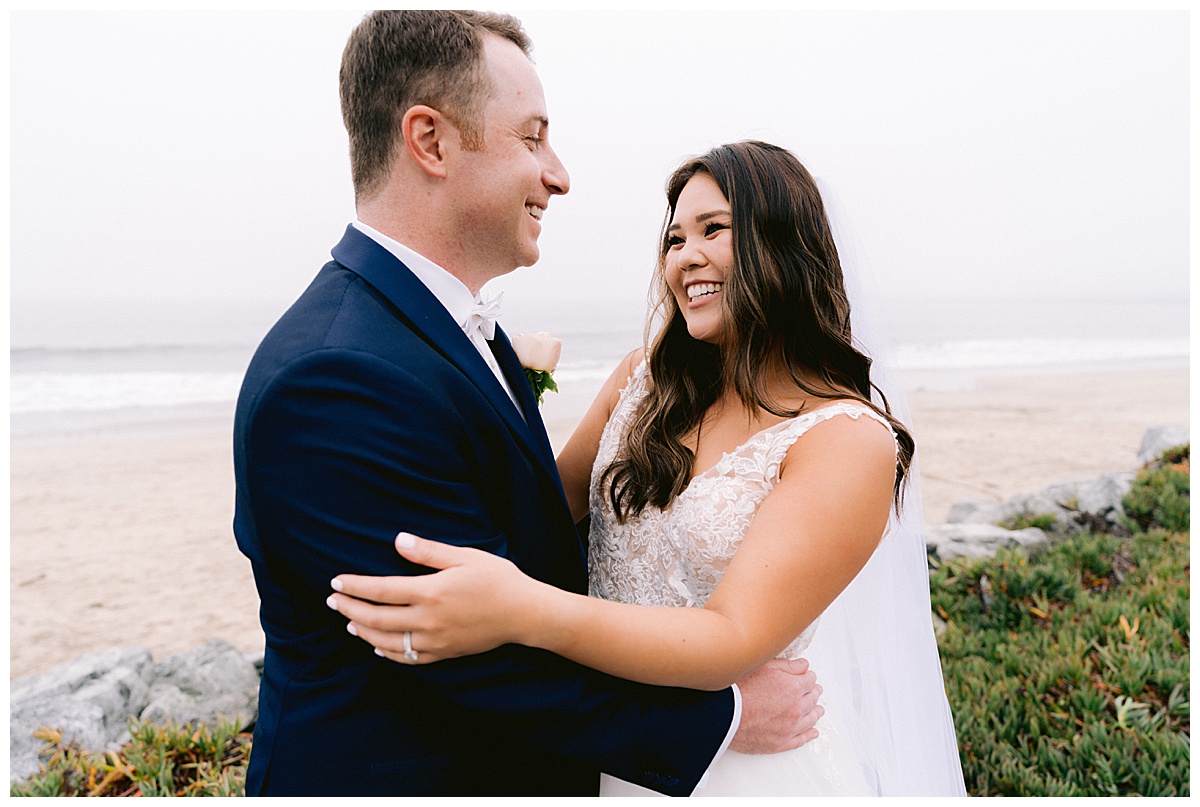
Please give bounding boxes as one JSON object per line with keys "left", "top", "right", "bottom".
{"left": 589, "top": 361, "right": 891, "bottom": 797}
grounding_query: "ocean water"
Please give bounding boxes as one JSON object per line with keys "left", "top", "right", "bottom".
{"left": 10, "top": 296, "right": 1188, "bottom": 440}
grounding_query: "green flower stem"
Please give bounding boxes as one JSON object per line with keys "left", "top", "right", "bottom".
{"left": 523, "top": 368, "right": 558, "bottom": 406}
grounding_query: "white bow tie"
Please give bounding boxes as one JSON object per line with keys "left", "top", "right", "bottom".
{"left": 464, "top": 293, "right": 503, "bottom": 341}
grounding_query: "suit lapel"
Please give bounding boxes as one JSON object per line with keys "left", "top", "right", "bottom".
{"left": 490, "top": 327, "right": 561, "bottom": 479}
{"left": 329, "top": 225, "right": 559, "bottom": 485}
{"left": 490, "top": 328, "right": 582, "bottom": 569}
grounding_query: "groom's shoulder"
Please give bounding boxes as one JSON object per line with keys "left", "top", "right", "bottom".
{"left": 240, "top": 261, "right": 423, "bottom": 390}
{"left": 264, "top": 261, "right": 409, "bottom": 350}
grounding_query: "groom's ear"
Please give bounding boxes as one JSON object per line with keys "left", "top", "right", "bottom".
{"left": 401, "top": 105, "right": 448, "bottom": 179}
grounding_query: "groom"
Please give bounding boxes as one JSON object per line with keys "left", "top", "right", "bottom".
{"left": 234, "top": 10, "right": 818, "bottom": 796}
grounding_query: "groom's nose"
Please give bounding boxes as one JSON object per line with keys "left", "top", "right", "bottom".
{"left": 542, "top": 146, "right": 570, "bottom": 196}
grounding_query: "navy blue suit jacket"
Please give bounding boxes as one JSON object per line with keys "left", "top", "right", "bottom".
{"left": 233, "top": 225, "right": 735, "bottom": 796}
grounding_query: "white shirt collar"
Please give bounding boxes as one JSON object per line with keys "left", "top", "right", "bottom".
{"left": 352, "top": 220, "right": 477, "bottom": 333}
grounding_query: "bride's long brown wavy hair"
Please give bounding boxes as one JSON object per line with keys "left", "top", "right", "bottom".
{"left": 603, "top": 140, "right": 915, "bottom": 523}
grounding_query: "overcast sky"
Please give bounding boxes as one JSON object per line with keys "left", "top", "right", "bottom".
{"left": 10, "top": 10, "right": 1189, "bottom": 336}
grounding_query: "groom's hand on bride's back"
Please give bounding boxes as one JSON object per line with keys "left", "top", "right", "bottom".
{"left": 730, "top": 658, "right": 823, "bottom": 754}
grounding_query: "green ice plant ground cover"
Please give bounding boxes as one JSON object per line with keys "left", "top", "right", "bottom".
{"left": 932, "top": 446, "right": 1190, "bottom": 796}
{"left": 13, "top": 448, "right": 1191, "bottom": 796}
{"left": 10, "top": 720, "right": 250, "bottom": 797}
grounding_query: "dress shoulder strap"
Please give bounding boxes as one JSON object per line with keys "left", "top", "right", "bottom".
{"left": 770, "top": 401, "right": 899, "bottom": 461}
{"left": 799, "top": 401, "right": 895, "bottom": 437}
{"left": 614, "top": 357, "right": 651, "bottom": 408}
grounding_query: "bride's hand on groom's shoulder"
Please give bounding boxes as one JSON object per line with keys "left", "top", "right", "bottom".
{"left": 326, "top": 533, "right": 538, "bottom": 665}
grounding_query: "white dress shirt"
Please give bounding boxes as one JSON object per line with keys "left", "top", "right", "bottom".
{"left": 351, "top": 221, "right": 521, "bottom": 412}
{"left": 351, "top": 219, "right": 740, "bottom": 791}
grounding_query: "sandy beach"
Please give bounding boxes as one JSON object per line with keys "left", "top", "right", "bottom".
{"left": 9, "top": 362, "right": 1189, "bottom": 680}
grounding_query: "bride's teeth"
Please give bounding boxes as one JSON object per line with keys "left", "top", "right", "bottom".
{"left": 687, "top": 283, "right": 723, "bottom": 300}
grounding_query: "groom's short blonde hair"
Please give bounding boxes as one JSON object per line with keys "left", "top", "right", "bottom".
{"left": 340, "top": 10, "right": 531, "bottom": 202}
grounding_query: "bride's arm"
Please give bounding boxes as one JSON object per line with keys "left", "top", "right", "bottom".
{"left": 331, "top": 413, "right": 894, "bottom": 691}
{"left": 555, "top": 348, "right": 644, "bottom": 522}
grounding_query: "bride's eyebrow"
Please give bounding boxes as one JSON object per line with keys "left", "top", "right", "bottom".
{"left": 667, "top": 210, "right": 731, "bottom": 232}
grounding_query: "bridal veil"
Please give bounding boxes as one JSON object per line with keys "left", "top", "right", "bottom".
{"left": 801, "top": 179, "right": 968, "bottom": 796}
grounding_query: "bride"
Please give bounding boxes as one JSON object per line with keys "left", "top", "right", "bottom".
{"left": 330, "top": 141, "right": 966, "bottom": 796}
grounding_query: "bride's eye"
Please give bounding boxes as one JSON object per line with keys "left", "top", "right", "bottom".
{"left": 666, "top": 234, "right": 684, "bottom": 248}
{"left": 704, "top": 221, "right": 729, "bottom": 237}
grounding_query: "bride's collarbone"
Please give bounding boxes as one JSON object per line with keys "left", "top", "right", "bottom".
{"left": 687, "top": 395, "right": 864, "bottom": 477}
{"left": 687, "top": 403, "right": 797, "bottom": 476}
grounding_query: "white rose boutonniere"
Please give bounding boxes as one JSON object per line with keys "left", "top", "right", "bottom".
{"left": 511, "top": 331, "right": 562, "bottom": 406}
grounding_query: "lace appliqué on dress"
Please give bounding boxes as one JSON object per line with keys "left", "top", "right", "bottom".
{"left": 587, "top": 360, "right": 897, "bottom": 661}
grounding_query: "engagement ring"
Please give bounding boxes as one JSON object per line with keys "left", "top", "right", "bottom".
{"left": 402, "top": 630, "right": 418, "bottom": 663}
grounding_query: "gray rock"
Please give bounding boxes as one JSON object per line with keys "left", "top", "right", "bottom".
{"left": 1138, "top": 426, "right": 1189, "bottom": 464}
{"left": 11, "top": 645, "right": 153, "bottom": 705}
{"left": 946, "top": 471, "right": 1138, "bottom": 544}
{"left": 948, "top": 461, "right": 1148, "bottom": 542}
{"left": 1042, "top": 473, "right": 1135, "bottom": 524}
{"left": 945, "top": 499, "right": 1005, "bottom": 525}
{"left": 139, "top": 639, "right": 259, "bottom": 731}
{"left": 245, "top": 648, "right": 265, "bottom": 677}
{"left": 9, "top": 700, "right": 109, "bottom": 783}
{"left": 10, "top": 646, "right": 154, "bottom": 783}
{"left": 926, "top": 523, "right": 1050, "bottom": 562}
{"left": 947, "top": 492, "right": 1080, "bottom": 535}
{"left": 1040, "top": 478, "right": 1090, "bottom": 511}
{"left": 1001, "top": 492, "right": 1063, "bottom": 518}
{"left": 997, "top": 492, "right": 1077, "bottom": 534}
